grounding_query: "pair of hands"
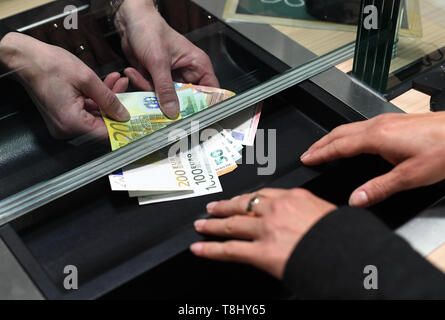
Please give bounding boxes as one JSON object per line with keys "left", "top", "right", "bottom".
{"left": 192, "top": 112, "right": 445, "bottom": 279}
{"left": 0, "top": 0, "right": 217, "bottom": 139}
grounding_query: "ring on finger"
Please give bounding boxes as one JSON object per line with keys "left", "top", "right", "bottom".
{"left": 246, "top": 194, "right": 265, "bottom": 216}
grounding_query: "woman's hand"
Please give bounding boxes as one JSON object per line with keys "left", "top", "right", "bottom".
{"left": 301, "top": 112, "right": 445, "bottom": 207}
{"left": 0, "top": 32, "right": 130, "bottom": 139}
{"left": 115, "top": 0, "right": 219, "bottom": 119}
{"left": 191, "top": 188, "right": 337, "bottom": 279}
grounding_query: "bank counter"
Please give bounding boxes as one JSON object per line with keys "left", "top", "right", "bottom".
{"left": 1, "top": 0, "right": 445, "bottom": 299}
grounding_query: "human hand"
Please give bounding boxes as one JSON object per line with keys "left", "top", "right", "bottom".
{"left": 115, "top": 0, "right": 219, "bottom": 119}
{"left": 0, "top": 32, "right": 130, "bottom": 139}
{"left": 191, "top": 188, "right": 337, "bottom": 279}
{"left": 301, "top": 112, "right": 445, "bottom": 207}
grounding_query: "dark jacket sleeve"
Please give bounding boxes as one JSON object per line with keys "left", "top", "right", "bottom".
{"left": 90, "top": 0, "right": 109, "bottom": 15}
{"left": 283, "top": 206, "right": 445, "bottom": 299}
{"left": 0, "top": 21, "right": 12, "bottom": 41}
{"left": 0, "top": 22, "right": 13, "bottom": 74}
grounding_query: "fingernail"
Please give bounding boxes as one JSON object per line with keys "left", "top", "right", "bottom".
{"left": 163, "top": 101, "right": 180, "bottom": 119}
{"left": 349, "top": 190, "right": 369, "bottom": 207}
{"left": 194, "top": 219, "right": 206, "bottom": 231}
{"left": 190, "top": 242, "right": 203, "bottom": 253}
{"left": 206, "top": 201, "right": 217, "bottom": 213}
{"left": 300, "top": 151, "right": 310, "bottom": 162}
{"left": 231, "top": 195, "right": 240, "bottom": 201}
{"left": 117, "top": 105, "right": 130, "bottom": 121}
{"left": 126, "top": 69, "right": 136, "bottom": 82}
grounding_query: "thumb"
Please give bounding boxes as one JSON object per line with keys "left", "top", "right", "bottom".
{"left": 80, "top": 72, "right": 130, "bottom": 122}
{"left": 349, "top": 162, "right": 416, "bottom": 208}
{"left": 143, "top": 56, "right": 179, "bottom": 119}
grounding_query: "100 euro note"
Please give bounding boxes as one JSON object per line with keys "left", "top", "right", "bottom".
{"left": 128, "top": 144, "right": 223, "bottom": 205}
{"left": 109, "top": 132, "right": 238, "bottom": 196}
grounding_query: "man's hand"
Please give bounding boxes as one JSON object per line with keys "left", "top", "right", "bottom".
{"left": 115, "top": 0, "right": 219, "bottom": 119}
{"left": 301, "top": 113, "right": 445, "bottom": 207}
{"left": 191, "top": 188, "right": 337, "bottom": 279}
{"left": 1, "top": 32, "right": 130, "bottom": 139}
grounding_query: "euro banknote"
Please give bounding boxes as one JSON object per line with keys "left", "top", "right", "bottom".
{"left": 220, "top": 102, "right": 263, "bottom": 146}
{"left": 103, "top": 84, "right": 236, "bottom": 151}
{"left": 109, "top": 130, "right": 238, "bottom": 195}
{"left": 125, "top": 145, "right": 223, "bottom": 205}
{"left": 103, "top": 88, "right": 207, "bottom": 151}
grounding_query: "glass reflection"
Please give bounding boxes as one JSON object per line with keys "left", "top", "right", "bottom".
{"left": 0, "top": 0, "right": 355, "bottom": 202}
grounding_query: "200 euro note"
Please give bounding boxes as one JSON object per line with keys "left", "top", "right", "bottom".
{"left": 109, "top": 150, "right": 195, "bottom": 192}
{"left": 103, "top": 88, "right": 207, "bottom": 151}
{"left": 103, "top": 84, "right": 236, "bottom": 151}
{"left": 109, "top": 132, "right": 238, "bottom": 196}
{"left": 130, "top": 145, "right": 223, "bottom": 205}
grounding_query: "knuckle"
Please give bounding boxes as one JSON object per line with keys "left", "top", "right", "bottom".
{"left": 329, "top": 138, "right": 344, "bottom": 156}
{"left": 224, "top": 217, "right": 237, "bottom": 235}
{"left": 330, "top": 124, "right": 347, "bottom": 136}
{"left": 290, "top": 188, "right": 310, "bottom": 198}
{"left": 155, "top": 82, "right": 176, "bottom": 98}
{"left": 392, "top": 167, "right": 413, "bottom": 187}
{"left": 79, "top": 70, "right": 95, "bottom": 84}
{"left": 260, "top": 188, "right": 276, "bottom": 195}
{"left": 271, "top": 198, "right": 292, "bottom": 214}
{"left": 103, "top": 91, "right": 118, "bottom": 110}
{"left": 375, "top": 113, "right": 395, "bottom": 122}
{"left": 223, "top": 242, "right": 237, "bottom": 258}
{"left": 145, "top": 50, "right": 168, "bottom": 66}
{"left": 373, "top": 123, "right": 392, "bottom": 139}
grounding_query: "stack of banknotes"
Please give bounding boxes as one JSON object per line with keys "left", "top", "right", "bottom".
{"left": 103, "top": 83, "right": 261, "bottom": 205}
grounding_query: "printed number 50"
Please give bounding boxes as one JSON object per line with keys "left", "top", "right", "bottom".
{"left": 261, "top": 0, "right": 305, "bottom": 8}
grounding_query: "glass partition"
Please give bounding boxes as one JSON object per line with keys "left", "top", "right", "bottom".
{"left": 386, "top": 0, "right": 445, "bottom": 92}
{"left": 0, "top": 0, "right": 357, "bottom": 223}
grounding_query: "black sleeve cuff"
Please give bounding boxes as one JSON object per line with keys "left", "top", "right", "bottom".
{"left": 0, "top": 21, "right": 13, "bottom": 41}
{"left": 283, "top": 206, "right": 445, "bottom": 299}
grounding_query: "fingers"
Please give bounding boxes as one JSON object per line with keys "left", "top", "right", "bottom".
{"left": 190, "top": 240, "right": 259, "bottom": 265}
{"left": 79, "top": 72, "right": 130, "bottom": 122}
{"left": 112, "top": 77, "right": 129, "bottom": 93}
{"left": 124, "top": 67, "right": 154, "bottom": 91}
{"left": 142, "top": 55, "right": 180, "bottom": 119}
{"left": 85, "top": 74, "right": 128, "bottom": 113}
{"left": 198, "top": 71, "right": 220, "bottom": 88}
{"left": 349, "top": 160, "right": 417, "bottom": 207}
{"left": 180, "top": 59, "right": 220, "bottom": 88}
{"left": 194, "top": 216, "right": 262, "bottom": 240}
{"left": 103, "top": 72, "right": 121, "bottom": 89}
{"left": 206, "top": 189, "right": 287, "bottom": 217}
{"left": 301, "top": 134, "right": 376, "bottom": 166}
{"left": 303, "top": 122, "right": 366, "bottom": 157}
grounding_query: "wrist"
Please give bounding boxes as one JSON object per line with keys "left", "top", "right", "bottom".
{"left": 117, "top": 0, "right": 157, "bottom": 24}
